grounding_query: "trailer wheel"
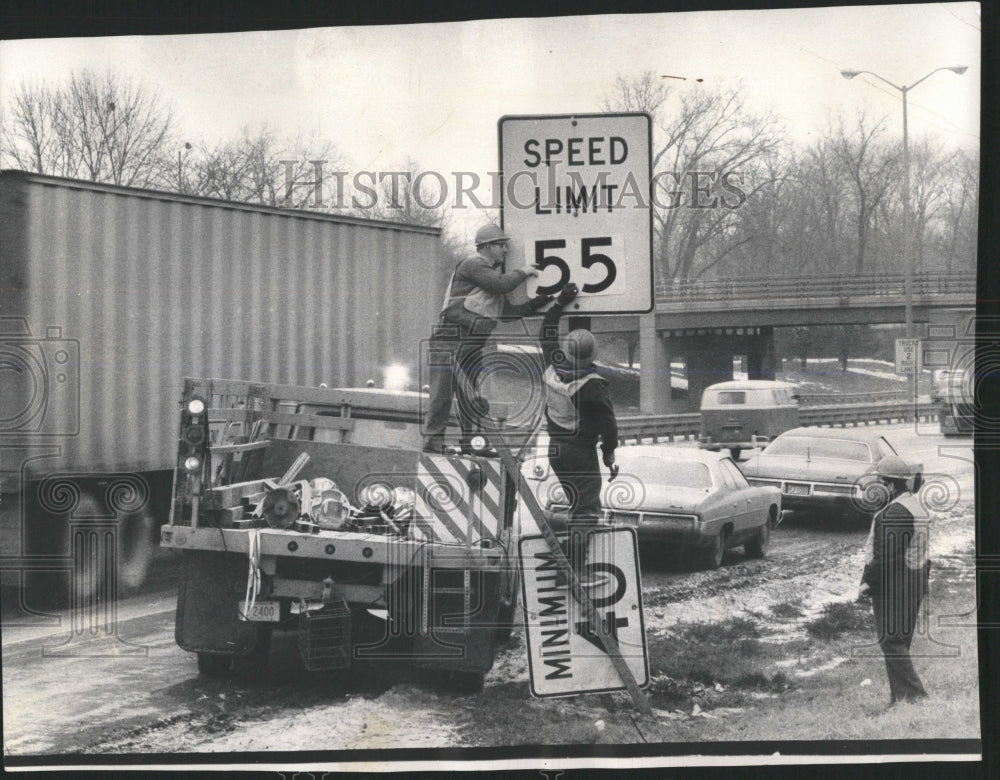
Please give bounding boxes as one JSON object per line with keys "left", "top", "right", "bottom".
{"left": 197, "top": 653, "right": 232, "bottom": 677}
{"left": 118, "top": 512, "right": 158, "bottom": 589}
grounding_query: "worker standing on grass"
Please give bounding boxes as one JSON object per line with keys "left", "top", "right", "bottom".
{"left": 858, "top": 455, "right": 930, "bottom": 706}
{"left": 539, "top": 282, "right": 618, "bottom": 588}
{"left": 423, "top": 223, "right": 550, "bottom": 455}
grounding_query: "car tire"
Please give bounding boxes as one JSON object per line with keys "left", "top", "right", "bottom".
{"left": 745, "top": 521, "right": 769, "bottom": 559}
{"left": 702, "top": 530, "right": 727, "bottom": 570}
{"left": 197, "top": 652, "right": 232, "bottom": 677}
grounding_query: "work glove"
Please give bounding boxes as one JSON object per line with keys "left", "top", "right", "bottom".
{"left": 557, "top": 283, "right": 579, "bottom": 306}
{"left": 529, "top": 293, "right": 554, "bottom": 311}
{"left": 603, "top": 449, "right": 618, "bottom": 481}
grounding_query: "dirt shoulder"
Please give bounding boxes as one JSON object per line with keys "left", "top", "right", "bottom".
{"left": 464, "top": 501, "right": 979, "bottom": 748}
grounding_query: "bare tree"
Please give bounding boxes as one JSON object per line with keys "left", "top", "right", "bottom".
{"left": 351, "top": 158, "right": 464, "bottom": 261}
{"left": 933, "top": 147, "right": 978, "bottom": 274}
{"left": 1, "top": 70, "right": 173, "bottom": 187}
{"left": 830, "top": 112, "right": 899, "bottom": 274}
{"left": 605, "top": 72, "right": 784, "bottom": 282}
{"left": 184, "top": 127, "right": 344, "bottom": 208}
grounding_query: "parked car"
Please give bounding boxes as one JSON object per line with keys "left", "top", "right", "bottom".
{"left": 698, "top": 380, "right": 800, "bottom": 460}
{"left": 738, "top": 427, "right": 923, "bottom": 525}
{"left": 521, "top": 446, "right": 782, "bottom": 570}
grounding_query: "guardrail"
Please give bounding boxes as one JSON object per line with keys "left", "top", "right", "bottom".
{"left": 616, "top": 401, "right": 938, "bottom": 445}
{"left": 796, "top": 390, "right": 913, "bottom": 406}
{"left": 654, "top": 272, "right": 976, "bottom": 304}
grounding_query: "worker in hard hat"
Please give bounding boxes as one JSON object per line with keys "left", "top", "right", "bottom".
{"left": 859, "top": 455, "right": 930, "bottom": 706}
{"left": 539, "top": 282, "right": 618, "bottom": 587}
{"left": 423, "top": 223, "right": 550, "bottom": 454}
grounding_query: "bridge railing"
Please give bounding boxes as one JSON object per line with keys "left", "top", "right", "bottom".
{"left": 654, "top": 273, "right": 976, "bottom": 305}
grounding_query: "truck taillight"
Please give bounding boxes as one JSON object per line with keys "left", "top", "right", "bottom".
{"left": 178, "top": 394, "right": 209, "bottom": 490}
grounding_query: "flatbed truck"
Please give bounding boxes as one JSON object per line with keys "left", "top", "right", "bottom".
{"left": 161, "top": 378, "right": 520, "bottom": 690}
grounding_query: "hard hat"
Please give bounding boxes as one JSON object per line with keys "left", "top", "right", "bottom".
{"left": 875, "top": 455, "right": 911, "bottom": 480}
{"left": 475, "top": 223, "right": 510, "bottom": 247}
{"left": 559, "top": 329, "right": 597, "bottom": 367}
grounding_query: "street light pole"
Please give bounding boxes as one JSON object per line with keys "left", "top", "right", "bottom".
{"left": 901, "top": 83, "right": 911, "bottom": 338}
{"left": 840, "top": 65, "right": 967, "bottom": 398}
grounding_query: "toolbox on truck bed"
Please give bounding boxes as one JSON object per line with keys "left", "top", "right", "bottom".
{"left": 162, "top": 378, "right": 520, "bottom": 689}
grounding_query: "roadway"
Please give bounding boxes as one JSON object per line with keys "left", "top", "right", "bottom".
{"left": 1, "top": 423, "right": 975, "bottom": 758}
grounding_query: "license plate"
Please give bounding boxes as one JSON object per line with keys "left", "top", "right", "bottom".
{"left": 239, "top": 600, "right": 280, "bottom": 622}
{"left": 784, "top": 483, "right": 810, "bottom": 496}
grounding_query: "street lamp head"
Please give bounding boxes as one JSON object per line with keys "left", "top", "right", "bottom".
{"left": 840, "top": 70, "right": 861, "bottom": 79}
{"left": 949, "top": 65, "right": 968, "bottom": 75}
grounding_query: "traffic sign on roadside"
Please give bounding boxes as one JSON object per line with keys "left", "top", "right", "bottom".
{"left": 518, "top": 526, "right": 649, "bottom": 698}
{"left": 499, "top": 113, "right": 653, "bottom": 314}
{"left": 896, "top": 338, "right": 921, "bottom": 374}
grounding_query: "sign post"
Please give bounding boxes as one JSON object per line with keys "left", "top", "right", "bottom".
{"left": 499, "top": 113, "right": 654, "bottom": 315}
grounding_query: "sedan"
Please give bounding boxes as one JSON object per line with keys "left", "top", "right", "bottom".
{"left": 738, "top": 427, "right": 923, "bottom": 525}
{"left": 521, "top": 446, "right": 782, "bottom": 570}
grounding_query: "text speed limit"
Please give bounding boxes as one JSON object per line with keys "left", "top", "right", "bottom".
{"left": 532, "top": 235, "right": 622, "bottom": 297}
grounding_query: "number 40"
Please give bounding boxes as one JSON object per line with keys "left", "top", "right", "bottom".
{"left": 534, "top": 237, "right": 617, "bottom": 296}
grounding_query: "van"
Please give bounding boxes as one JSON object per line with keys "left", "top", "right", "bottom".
{"left": 698, "top": 380, "right": 800, "bottom": 459}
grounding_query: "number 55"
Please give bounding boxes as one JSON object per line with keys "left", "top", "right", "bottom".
{"left": 534, "top": 237, "right": 617, "bottom": 296}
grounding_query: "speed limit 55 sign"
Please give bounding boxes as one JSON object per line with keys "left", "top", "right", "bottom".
{"left": 499, "top": 113, "right": 653, "bottom": 314}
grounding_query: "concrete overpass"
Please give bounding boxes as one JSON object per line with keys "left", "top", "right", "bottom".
{"left": 582, "top": 272, "right": 976, "bottom": 413}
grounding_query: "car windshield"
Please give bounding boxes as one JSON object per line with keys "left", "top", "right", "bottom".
{"left": 765, "top": 436, "right": 872, "bottom": 462}
{"left": 620, "top": 456, "right": 714, "bottom": 489}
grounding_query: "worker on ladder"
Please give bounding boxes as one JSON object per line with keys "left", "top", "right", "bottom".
{"left": 539, "top": 283, "right": 619, "bottom": 587}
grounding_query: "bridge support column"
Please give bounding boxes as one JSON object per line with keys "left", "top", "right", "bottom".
{"left": 685, "top": 336, "right": 736, "bottom": 409}
{"left": 747, "top": 326, "right": 777, "bottom": 379}
{"left": 639, "top": 314, "right": 671, "bottom": 414}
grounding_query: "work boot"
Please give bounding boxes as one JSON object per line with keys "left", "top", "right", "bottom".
{"left": 422, "top": 436, "right": 445, "bottom": 454}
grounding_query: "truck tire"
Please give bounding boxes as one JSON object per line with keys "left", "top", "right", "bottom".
{"left": 495, "top": 572, "right": 520, "bottom": 643}
{"left": 449, "top": 670, "right": 485, "bottom": 694}
{"left": 197, "top": 652, "right": 232, "bottom": 677}
{"left": 233, "top": 628, "right": 272, "bottom": 679}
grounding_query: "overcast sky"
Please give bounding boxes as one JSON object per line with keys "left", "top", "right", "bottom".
{"left": 0, "top": 2, "right": 981, "bottom": 242}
